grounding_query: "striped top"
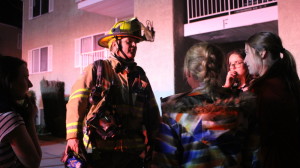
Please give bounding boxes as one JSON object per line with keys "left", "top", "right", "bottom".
{"left": 0, "top": 111, "right": 25, "bottom": 168}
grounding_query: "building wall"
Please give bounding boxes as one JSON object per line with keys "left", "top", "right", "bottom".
{"left": 0, "top": 23, "right": 21, "bottom": 58}
{"left": 173, "top": 1, "right": 199, "bottom": 94}
{"left": 278, "top": 0, "right": 300, "bottom": 74}
{"left": 134, "top": 0, "right": 176, "bottom": 106}
{"left": 134, "top": 0, "right": 200, "bottom": 103}
{"left": 22, "top": 0, "right": 178, "bottom": 112}
{"left": 22, "top": 0, "right": 115, "bottom": 109}
{"left": 22, "top": 0, "right": 295, "bottom": 116}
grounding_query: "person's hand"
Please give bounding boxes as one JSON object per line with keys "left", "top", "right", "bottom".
{"left": 65, "top": 138, "right": 80, "bottom": 154}
{"left": 62, "top": 138, "right": 81, "bottom": 162}
{"left": 17, "top": 94, "right": 37, "bottom": 123}
{"left": 26, "top": 95, "right": 38, "bottom": 121}
{"left": 223, "top": 71, "right": 238, "bottom": 88}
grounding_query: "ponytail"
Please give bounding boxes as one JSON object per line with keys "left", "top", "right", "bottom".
{"left": 281, "top": 48, "right": 299, "bottom": 81}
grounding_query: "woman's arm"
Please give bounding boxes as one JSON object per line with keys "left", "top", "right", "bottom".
{"left": 7, "top": 95, "right": 42, "bottom": 168}
{"left": 7, "top": 124, "right": 41, "bottom": 168}
{"left": 26, "top": 96, "right": 42, "bottom": 158}
{"left": 25, "top": 117, "right": 42, "bottom": 157}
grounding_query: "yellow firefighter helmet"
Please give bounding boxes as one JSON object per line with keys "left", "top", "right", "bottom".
{"left": 98, "top": 17, "right": 155, "bottom": 48}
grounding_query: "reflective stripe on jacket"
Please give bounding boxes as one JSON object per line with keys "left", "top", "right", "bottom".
{"left": 66, "top": 55, "right": 160, "bottom": 152}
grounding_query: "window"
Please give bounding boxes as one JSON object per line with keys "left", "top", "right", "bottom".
{"left": 74, "top": 33, "right": 108, "bottom": 68}
{"left": 29, "top": 0, "right": 54, "bottom": 19}
{"left": 28, "top": 46, "right": 53, "bottom": 74}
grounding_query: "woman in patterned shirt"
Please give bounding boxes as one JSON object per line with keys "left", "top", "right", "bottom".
{"left": 0, "top": 56, "right": 41, "bottom": 168}
{"left": 152, "top": 42, "right": 255, "bottom": 168}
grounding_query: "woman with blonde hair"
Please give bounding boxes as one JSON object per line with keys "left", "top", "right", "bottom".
{"left": 153, "top": 42, "right": 254, "bottom": 167}
{"left": 183, "top": 42, "right": 223, "bottom": 92}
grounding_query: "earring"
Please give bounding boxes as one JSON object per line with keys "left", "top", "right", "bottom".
{"left": 260, "top": 50, "right": 266, "bottom": 59}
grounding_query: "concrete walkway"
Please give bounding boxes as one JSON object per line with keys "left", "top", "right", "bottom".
{"left": 39, "top": 135, "right": 66, "bottom": 168}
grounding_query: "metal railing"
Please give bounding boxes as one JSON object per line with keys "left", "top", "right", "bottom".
{"left": 75, "top": 0, "right": 85, "bottom": 3}
{"left": 187, "top": 0, "right": 277, "bottom": 23}
{"left": 80, "top": 49, "right": 109, "bottom": 72}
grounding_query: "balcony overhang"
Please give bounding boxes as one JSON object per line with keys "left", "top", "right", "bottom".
{"left": 77, "top": 0, "right": 134, "bottom": 18}
{"left": 184, "top": 6, "right": 278, "bottom": 43}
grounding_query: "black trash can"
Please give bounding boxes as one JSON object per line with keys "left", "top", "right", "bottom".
{"left": 40, "top": 79, "right": 66, "bottom": 138}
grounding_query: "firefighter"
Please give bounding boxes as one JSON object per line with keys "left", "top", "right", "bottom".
{"left": 63, "top": 18, "right": 160, "bottom": 168}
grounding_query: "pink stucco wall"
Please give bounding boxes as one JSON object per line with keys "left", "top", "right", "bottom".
{"left": 135, "top": 0, "right": 176, "bottom": 104}
{"left": 22, "top": 0, "right": 115, "bottom": 109}
{"left": 22, "top": 0, "right": 300, "bottom": 116}
{"left": 22, "top": 0, "right": 178, "bottom": 111}
{"left": 278, "top": 0, "right": 300, "bottom": 75}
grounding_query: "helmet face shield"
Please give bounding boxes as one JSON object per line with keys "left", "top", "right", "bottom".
{"left": 98, "top": 17, "right": 154, "bottom": 48}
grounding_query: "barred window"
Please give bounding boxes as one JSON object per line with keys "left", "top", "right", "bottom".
{"left": 74, "top": 33, "right": 108, "bottom": 68}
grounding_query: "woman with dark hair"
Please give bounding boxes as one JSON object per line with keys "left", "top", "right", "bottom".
{"left": 152, "top": 42, "right": 255, "bottom": 167}
{"left": 0, "top": 56, "right": 41, "bottom": 168}
{"left": 244, "top": 32, "right": 300, "bottom": 168}
{"left": 223, "top": 49, "right": 252, "bottom": 91}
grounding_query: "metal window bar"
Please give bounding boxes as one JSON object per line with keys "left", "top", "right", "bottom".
{"left": 187, "top": 0, "right": 190, "bottom": 21}
{"left": 80, "top": 49, "right": 109, "bottom": 73}
{"left": 214, "top": 0, "right": 217, "bottom": 13}
{"left": 195, "top": 0, "right": 198, "bottom": 18}
{"left": 187, "top": 0, "right": 277, "bottom": 23}
{"left": 228, "top": 0, "right": 231, "bottom": 15}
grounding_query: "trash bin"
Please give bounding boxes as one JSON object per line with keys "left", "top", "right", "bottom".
{"left": 40, "top": 79, "right": 66, "bottom": 138}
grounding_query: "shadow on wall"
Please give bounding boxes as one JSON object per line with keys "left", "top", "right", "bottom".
{"left": 40, "top": 78, "right": 67, "bottom": 138}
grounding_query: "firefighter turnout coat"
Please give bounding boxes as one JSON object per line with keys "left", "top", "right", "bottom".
{"left": 66, "top": 55, "right": 160, "bottom": 154}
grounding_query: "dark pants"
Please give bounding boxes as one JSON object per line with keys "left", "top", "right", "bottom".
{"left": 88, "top": 150, "right": 144, "bottom": 168}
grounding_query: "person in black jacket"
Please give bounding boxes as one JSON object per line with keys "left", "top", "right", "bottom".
{"left": 244, "top": 32, "right": 300, "bottom": 168}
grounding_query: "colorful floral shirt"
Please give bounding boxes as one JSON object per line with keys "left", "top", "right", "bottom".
{"left": 153, "top": 87, "right": 255, "bottom": 168}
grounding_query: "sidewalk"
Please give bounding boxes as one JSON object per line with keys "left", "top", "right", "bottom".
{"left": 39, "top": 135, "right": 66, "bottom": 168}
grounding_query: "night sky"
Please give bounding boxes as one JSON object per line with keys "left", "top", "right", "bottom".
{"left": 0, "top": 0, "right": 23, "bottom": 28}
